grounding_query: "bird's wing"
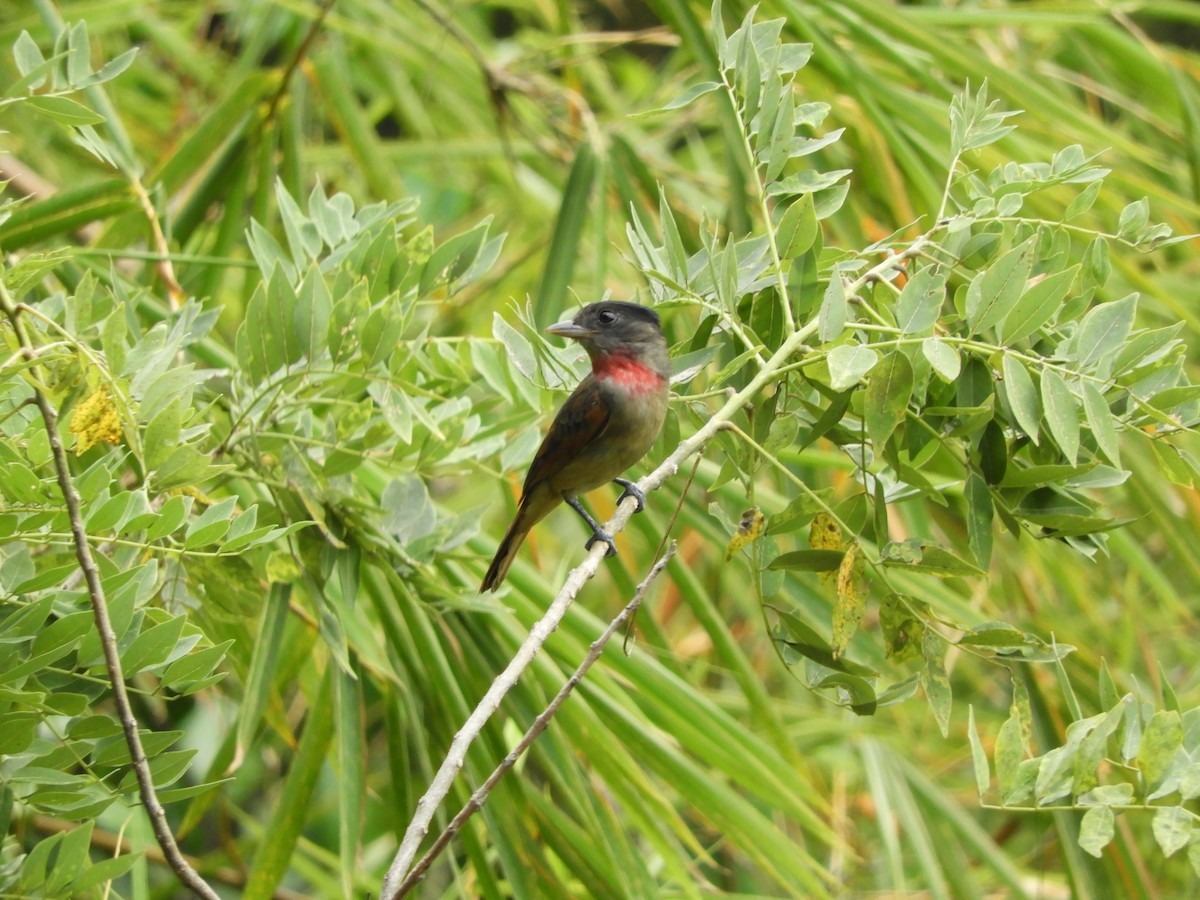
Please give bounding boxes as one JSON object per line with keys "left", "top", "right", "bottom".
{"left": 521, "top": 374, "right": 610, "bottom": 494}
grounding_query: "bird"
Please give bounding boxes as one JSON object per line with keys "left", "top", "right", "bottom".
{"left": 480, "top": 301, "right": 671, "bottom": 592}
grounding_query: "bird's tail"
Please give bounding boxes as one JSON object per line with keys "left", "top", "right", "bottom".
{"left": 480, "top": 515, "right": 530, "bottom": 592}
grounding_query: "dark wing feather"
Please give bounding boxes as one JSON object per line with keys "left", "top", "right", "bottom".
{"left": 521, "top": 375, "right": 610, "bottom": 494}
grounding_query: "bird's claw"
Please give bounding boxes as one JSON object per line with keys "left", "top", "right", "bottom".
{"left": 613, "top": 478, "right": 646, "bottom": 514}
{"left": 586, "top": 530, "right": 618, "bottom": 558}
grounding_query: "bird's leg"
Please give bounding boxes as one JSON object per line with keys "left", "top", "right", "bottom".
{"left": 612, "top": 478, "right": 646, "bottom": 513}
{"left": 565, "top": 496, "right": 617, "bottom": 557}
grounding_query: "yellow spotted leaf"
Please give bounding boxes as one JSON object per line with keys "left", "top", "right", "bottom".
{"left": 832, "top": 543, "right": 865, "bottom": 658}
{"left": 809, "top": 511, "right": 843, "bottom": 582}
{"left": 725, "top": 507, "right": 765, "bottom": 560}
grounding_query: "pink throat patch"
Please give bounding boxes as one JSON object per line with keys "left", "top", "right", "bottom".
{"left": 594, "top": 354, "right": 664, "bottom": 393}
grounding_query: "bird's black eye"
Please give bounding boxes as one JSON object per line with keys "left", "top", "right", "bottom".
{"left": 597, "top": 310, "right": 617, "bottom": 325}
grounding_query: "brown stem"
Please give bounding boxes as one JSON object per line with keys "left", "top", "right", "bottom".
{"left": 0, "top": 283, "right": 220, "bottom": 900}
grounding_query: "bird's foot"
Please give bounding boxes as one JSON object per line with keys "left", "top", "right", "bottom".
{"left": 613, "top": 478, "right": 646, "bottom": 513}
{"left": 585, "top": 529, "right": 618, "bottom": 558}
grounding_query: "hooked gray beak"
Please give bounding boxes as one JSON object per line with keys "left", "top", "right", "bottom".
{"left": 545, "top": 321, "right": 598, "bottom": 340}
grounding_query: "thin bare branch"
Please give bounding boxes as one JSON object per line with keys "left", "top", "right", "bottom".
{"left": 390, "top": 543, "right": 677, "bottom": 898}
{"left": 0, "top": 281, "right": 221, "bottom": 900}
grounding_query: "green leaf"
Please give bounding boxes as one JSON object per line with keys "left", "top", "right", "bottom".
{"left": 44, "top": 821, "right": 93, "bottom": 894}
{"left": 812, "top": 672, "right": 876, "bottom": 716}
{"left": 767, "top": 549, "right": 845, "bottom": 571}
{"left": 1082, "top": 236, "right": 1111, "bottom": 289}
{"left": 26, "top": 94, "right": 106, "bottom": 125}
{"left": 237, "top": 583, "right": 291, "bottom": 750}
{"left": 993, "top": 266, "right": 1080, "bottom": 348}
{"left": 492, "top": 313, "right": 538, "bottom": 384}
{"left": 146, "top": 494, "right": 193, "bottom": 541}
{"left": 1079, "top": 806, "right": 1115, "bottom": 858}
{"left": 1075, "top": 294, "right": 1136, "bottom": 373}
{"left": 922, "top": 338, "right": 961, "bottom": 383}
{"left": 1066, "top": 182, "right": 1102, "bottom": 220}
{"left": 336, "top": 666, "right": 365, "bottom": 898}
{"left": 144, "top": 399, "right": 183, "bottom": 471}
{"left": 894, "top": 266, "right": 945, "bottom": 333}
{"left": 244, "top": 671, "right": 335, "bottom": 900}
{"left": 880, "top": 544, "right": 984, "bottom": 578}
{"left": 659, "top": 81, "right": 722, "bottom": 111}
{"left": 1041, "top": 371, "right": 1080, "bottom": 464}
{"left": 163, "top": 641, "right": 232, "bottom": 692}
{"left": 958, "top": 623, "right": 1029, "bottom": 648}
{"left": 1139, "top": 710, "right": 1183, "bottom": 790}
{"left": 70, "top": 852, "right": 141, "bottom": 892}
{"left": 967, "top": 706, "right": 990, "bottom": 799}
{"left": 13, "top": 31, "right": 46, "bottom": 79}
{"left": 537, "top": 145, "right": 595, "bottom": 315}
{"left": 818, "top": 272, "right": 847, "bottom": 342}
{"left": 1001, "top": 354, "right": 1040, "bottom": 443}
{"left": 864, "top": 351, "right": 913, "bottom": 450}
{"left": 1117, "top": 198, "right": 1150, "bottom": 238}
{"left": 967, "top": 237, "right": 1035, "bottom": 335}
{"left": 879, "top": 594, "right": 924, "bottom": 663}
{"left": 921, "top": 629, "right": 952, "bottom": 738}
{"left": 85, "top": 491, "right": 136, "bottom": 535}
{"left": 767, "top": 168, "right": 852, "bottom": 197}
{"left": 773, "top": 608, "right": 878, "bottom": 677}
{"left": 826, "top": 344, "right": 878, "bottom": 391}
{"left": 421, "top": 217, "right": 493, "bottom": 297}
{"left": 184, "top": 496, "right": 238, "bottom": 549}
{"left": 775, "top": 193, "right": 818, "bottom": 258}
{"left": 121, "top": 615, "right": 188, "bottom": 674}
{"left": 32, "top": 610, "right": 94, "bottom": 658}
{"left": 12, "top": 563, "right": 80, "bottom": 594}
{"left": 1081, "top": 382, "right": 1121, "bottom": 467}
{"left": 978, "top": 419, "right": 1008, "bottom": 485}
{"left": 295, "top": 266, "right": 333, "bottom": 364}
{"left": 1076, "top": 703, "right": 1126, "bottom": 795}
{"left": 965, "top": 472, "right": 993, "bottom": 569}
{"left": 1152, "top": 806, "right": 1191, "bottom": 857}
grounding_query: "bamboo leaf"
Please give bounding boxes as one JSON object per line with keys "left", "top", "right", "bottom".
{"left": 244, "top": 670, "right": 335, "bottom": 900}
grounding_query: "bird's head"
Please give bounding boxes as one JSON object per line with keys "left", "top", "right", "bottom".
{"left": 545, "top": 302, "right": 669, "bottom": 382}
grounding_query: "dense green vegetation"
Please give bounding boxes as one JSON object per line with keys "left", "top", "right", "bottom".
{"left": 2, "top": 1, "right": 1199, "bottom": 897}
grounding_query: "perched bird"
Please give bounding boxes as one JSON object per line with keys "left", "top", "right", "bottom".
{"left": 481, "top": 301, "right": 670, "bottom": 592}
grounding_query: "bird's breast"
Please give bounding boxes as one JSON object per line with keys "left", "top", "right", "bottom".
{"left": 546, "top": 374, "right": 668, "bottom": 496}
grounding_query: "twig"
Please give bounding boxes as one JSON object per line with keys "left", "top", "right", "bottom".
{"left": 266, "top": 0, "right": 337, "bottom": 121}
{"left": 128, "top": 178, "right": 185, "bottom": 308}
{"left": 389, "top": 543, "right": 677, "bottom": 898}
{"left": 0, "top": 281, "right": 221, "bottom": 900}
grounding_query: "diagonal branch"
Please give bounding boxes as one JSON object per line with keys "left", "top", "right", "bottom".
{"left": 0, "top": 282, "right": 221, "bottom": 900}
{"left": 390, "top": 543, "right": 677, "bottom": 898}
{"left": 381, "top": 326, "right": 816, "bottom": 897}
{"left": 379, "top": 234, "right": 933, "bottom": 897}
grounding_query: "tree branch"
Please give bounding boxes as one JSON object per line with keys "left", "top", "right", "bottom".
{"left": 379, "top": 232, "right": 931, "bottom": 896}
{"left": 0, "top": 282, "right": 221, "bottom": 900}
{"left": 389, "top": 543, "right": 677, "bottom": 898}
